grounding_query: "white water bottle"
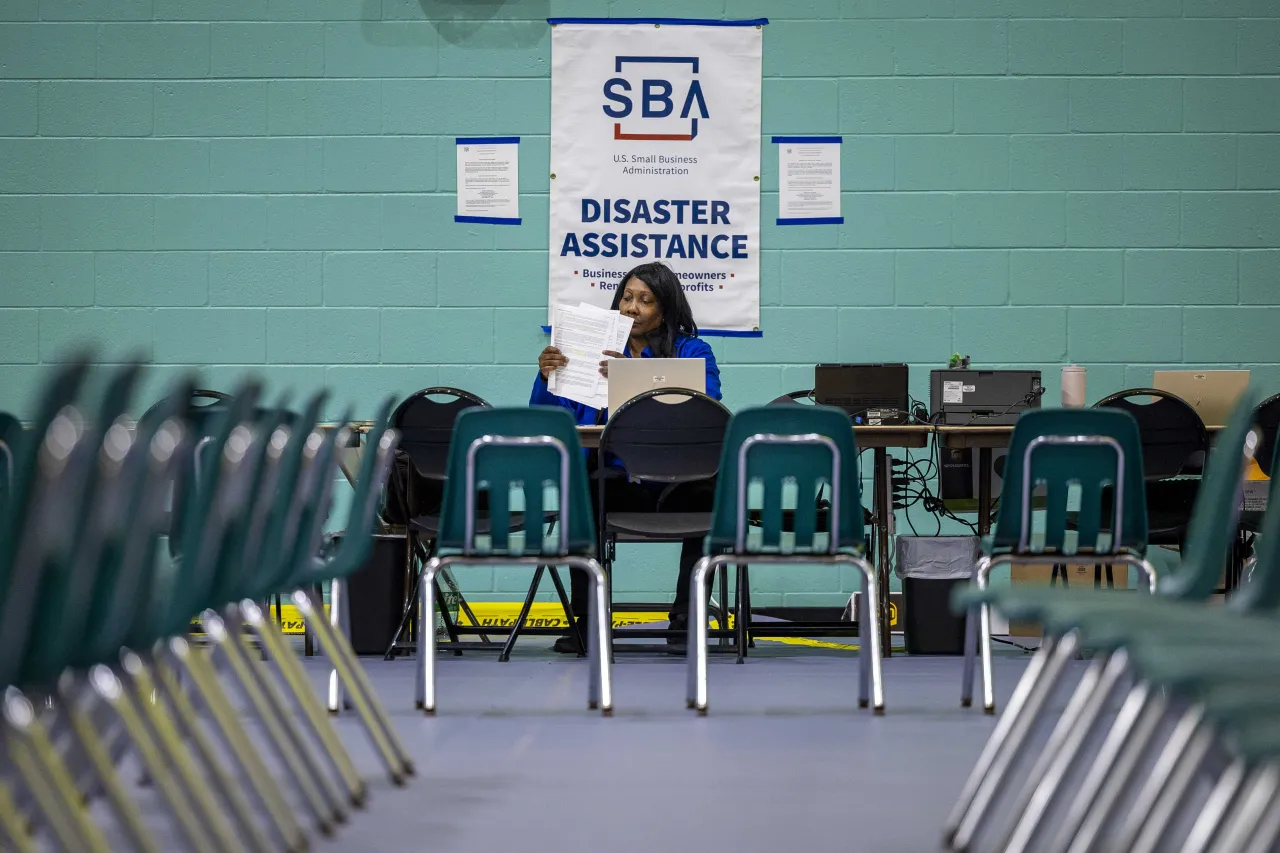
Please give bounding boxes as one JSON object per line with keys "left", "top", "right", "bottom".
{"left": 1061, "top": 365, "right": 1087, "bottom": 408}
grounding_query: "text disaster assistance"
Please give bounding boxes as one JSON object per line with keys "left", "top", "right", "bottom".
{"left": 559, "top": 197, "right": 750, "bottom": 261}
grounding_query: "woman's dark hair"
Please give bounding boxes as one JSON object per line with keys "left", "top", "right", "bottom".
{"left": 608, "top": 262, "right": 698, "bottom": 358}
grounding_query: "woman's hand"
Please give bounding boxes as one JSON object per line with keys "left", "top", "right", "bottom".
{"left": 598, "top": 350, "right": 625, "bottom": 378}
{"left": 538, "top": 346, "right": 568, "bottom": 380}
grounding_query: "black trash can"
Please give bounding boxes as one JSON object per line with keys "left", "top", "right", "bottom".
{"left": 334, "top": 533, "right": 407, "bottom": 656}
{"left": 895, "top": 535, "right": 978, "bottom": 656}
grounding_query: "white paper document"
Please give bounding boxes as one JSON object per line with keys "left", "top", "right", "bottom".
{"left": 548, "top": 303, "right": 634, "bottom": 410}
{"left": 777, "top": 138, "right": 842, "bottom": 223}
{"left": 455, "top": 137, "right": 520, "bottom": 223}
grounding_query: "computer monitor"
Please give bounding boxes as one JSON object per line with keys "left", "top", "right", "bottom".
{"left": 813, "top": 363, "right": 910, "bottom": 425}
{"left": 929, "top": 369, "right": 1043, "bottom": 426}
{"left": 606, "top": 357, "right": 706, "bottom": 414}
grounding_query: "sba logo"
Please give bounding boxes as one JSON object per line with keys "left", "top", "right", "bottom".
{"left": 602, "top": 56, "right": 709, "bottom": 141}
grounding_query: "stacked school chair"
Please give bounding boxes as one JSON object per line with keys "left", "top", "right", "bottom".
{"left": 0, "top": 358, "right": 411, "bottom": 852}
{"left": 944, "top": 389, "right": 1280, "bottom": 853}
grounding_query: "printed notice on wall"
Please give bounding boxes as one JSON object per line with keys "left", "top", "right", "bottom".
{"left": 774, "top": 136, "right": 842, "bottom": 225}
{"left": 456, "top": 137, "right": 521, "bottom": 225}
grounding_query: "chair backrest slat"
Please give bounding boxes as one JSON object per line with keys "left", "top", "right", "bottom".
{"left": 992, "top": 408, "right": 1147, "bottom": 556}
{"left": 707, "top": 406, "right": 863, "bottom": 555}
{"left": 436, "top": 407, "right": 593, "bottom": 557}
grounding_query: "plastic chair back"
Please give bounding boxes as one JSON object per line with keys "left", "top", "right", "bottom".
{"left": 242, "top": 391, "right": 328, "bottom": 602}
{"left": 206, "top": 397, "right": 297, "bottom": 607}
{"left": 19, "top": 364, "right": 143, "bottom": 686}
{"left": 391, "top": 387, "right": 489, "bottom": 480}
{"left": 154, "top": 382, "right": 262, "bottom": 639}
{"left": 991, "top": 408, "right": 1148, "bottom": 556}
{"left": 314, "top": 397, "right": 399, "bottom": 583}
{"left": 436, "top": 407, "right": 594, "bottom": 557}
{"left": 77, "top": 375, "right": 194, "bottom": 668}
{"left": 1158, "top": 387, "right": 1262, "bottom": 601}
{"left": 1095, "top": 388, "right": 1208, "bottom": 479}
{"left": 706, "top": 405, "right": 863, "bottom": 554}
{"left": 600, "top": 389, "right": 730, "bottom": 484}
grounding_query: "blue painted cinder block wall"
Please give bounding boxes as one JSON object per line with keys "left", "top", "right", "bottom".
{"left": 0, "top": 0, "right": 1277, "bottom": 606}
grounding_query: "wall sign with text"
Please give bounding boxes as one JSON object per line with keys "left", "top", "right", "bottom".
{"left": 547, "top": 17, "right": 766, "bottom": 336}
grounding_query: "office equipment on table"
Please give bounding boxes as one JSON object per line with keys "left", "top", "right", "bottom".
{"left": 929, "top": 369, "right": 1043, "bottom": 426}
{"left": 813, "top": 363, "right": 910, "bottom": 425}
{"left": 1152, "top": 369, "right": 1250, "bottom": 428}
{"left": 606, "top": 357, "right": 706, "bottom": 415}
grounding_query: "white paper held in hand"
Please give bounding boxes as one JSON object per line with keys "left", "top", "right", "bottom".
{"left": 548, "top": 303, "right": 634, "bottom": 410}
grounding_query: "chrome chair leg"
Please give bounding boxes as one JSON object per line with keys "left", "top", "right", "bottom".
{"left": 84, "top": 667, "right": 215, "bottom": 853}
{"left": 948, "top": 632, "right": 1080, "bottom": 851}
{"left": 1047, "top": 681, "right": 1154, "bottom": 853}
{"left": 290, "top": 590, "right": 408, "bottom": 784}
{"left": 946, "top": 634, "right": 1060, "bottom": 844}
{"left": 1181, "top": 758, "right": 1249, "bottom": 853}
{"left": 1065, "top": 688, "right": 1171, "bottom": 853}
{"left": 203, "top": 613, "right": 339, "bottom": 836}
{"left": 162, "top": 639, "right": 308, "bottom": 853}
{"left": 1110, "top": 704, "right": 1208, "bottom": 853}
{"left": 1129, "top": 721, "right": 1217, "bottom": 853}
{"left": 1239, "top": 767, "right": 1280, "bottom": 853}
{"left": 0, "top": 774, "right": 36, "bottom": 853}
{"left": 119, "top": 653, "right": 243, "bottom": 852}
{"left": 1000, "top": 651, "right": 1130, "bottom": 853}
{"left": 152, "top": 657, "right": 278, "bottom": 853}
{"left": 56, "top": 676, "right": 161, "bottom": 853}
{"left": 1210, "top": 764, "right": 1280, "bottom": 853}
{"left": 5, "top": 688, "right": 112, "bottom": 853}
{"left": 237, "top": 601, "right": 371, "bottom": 800}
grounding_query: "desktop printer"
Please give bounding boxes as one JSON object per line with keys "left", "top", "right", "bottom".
{"left": 929, "top": 369, "right": 1043, "bottom": 426}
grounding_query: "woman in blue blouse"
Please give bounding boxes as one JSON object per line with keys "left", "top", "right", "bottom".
{"left": 530, "top": 262, "right": 722, "bottom": 653}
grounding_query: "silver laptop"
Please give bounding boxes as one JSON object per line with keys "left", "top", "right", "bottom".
{"left": 606, "top": 357, "right": 706, "bottom": 414}
{"left": 1153, "top": 369, "right": 1251, "bottom": 428}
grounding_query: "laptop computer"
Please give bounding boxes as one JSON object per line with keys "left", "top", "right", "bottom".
{"left": 607, "top": 357, "right": 706, "bottom": 414}
{"left": 1153, "top": 369, "right": 1251, "bottom": 428}
{"left": 813, "top": 363, "right": 910, "bottom": 425}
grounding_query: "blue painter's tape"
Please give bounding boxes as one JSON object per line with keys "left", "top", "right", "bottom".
{"left": 547, "top": 17, "right": 768, "bottom": 26}
{"left": 456, "top": 136, "right": 519, "bottom": 145}
{"left": 776, "top": 217, "right": 844, "bottom": 226}
{"left": 455, "top": 215, "right": 522, "bottom": 225}
{"left": 771, "top": 136, "right": 842, "bottom": 144}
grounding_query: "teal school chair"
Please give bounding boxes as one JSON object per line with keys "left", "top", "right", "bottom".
{"left": 685, "top": 404, "right": 884, "bottom": 715}
{"left": 414, "top": 407, "right": 612, "bottom": 715}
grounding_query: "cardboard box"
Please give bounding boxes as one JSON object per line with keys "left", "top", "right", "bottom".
{"left": 1007, "top": 562, "right": 1130, "bottom": 637}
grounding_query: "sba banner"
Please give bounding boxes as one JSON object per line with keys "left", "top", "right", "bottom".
{"left": 548, "top": 18, "right": 766, "bottom": 335}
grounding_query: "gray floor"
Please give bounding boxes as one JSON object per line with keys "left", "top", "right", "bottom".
{"left": 300, "top": 641, "right": 1047, "bottom": 853}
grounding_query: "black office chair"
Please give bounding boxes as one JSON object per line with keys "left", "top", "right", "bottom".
{"left": 769, "top": 389, "right": 816, "bottom": 405}
{"left": 598, "top": 388, "right": 732, "bottom": 651}
{"left": 1095, "top": 388, "right": 1208, "bottom": 548}
{"left": 384, "top": 387, "right": 487, "bottom": 657}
